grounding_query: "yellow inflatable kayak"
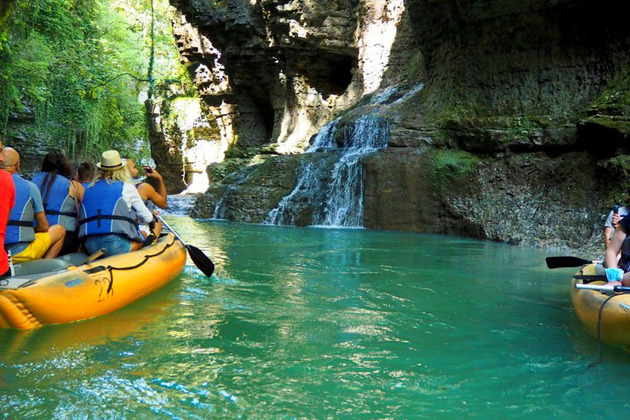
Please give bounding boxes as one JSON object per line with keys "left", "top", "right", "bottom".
{"left": 0, "top": 233, "right": 186, "bottom": 330}
{"left": 571, "top": 262, "right": 630, "bottom": 350}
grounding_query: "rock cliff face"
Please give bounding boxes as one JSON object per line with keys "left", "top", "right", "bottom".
{"left": 173, "top": 0, "right": 630, "bottom": 252}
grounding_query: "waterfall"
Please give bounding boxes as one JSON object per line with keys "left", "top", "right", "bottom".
{"left": 308, "top": 119, "right": 339, "bottom": 150}
{"left": 211, "top": 185, "right": 235, "bottom": 220}
{"left": 208, "top": 83, "right": 422, "bottom": 224}
{"left": 312, "top": 148, "right": 367, "bottom": 227}
{"left": 313, "top": 117, "right": 388, "bottom": 227}
{"left": 266, "top": 114, "right": 389, "bottom": 228}
{"left": 267, "top": 162, "right": 320, "bottom": 226}
{"left": 210, "top": 168, "right": 256, "bottom": 220}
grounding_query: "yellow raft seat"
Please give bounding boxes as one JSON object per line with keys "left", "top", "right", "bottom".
{"left": 571, "top": 262, "right": 630, "bottom": 350}
{"left": 0, "top": 233, "right": 186, "bottom": 330}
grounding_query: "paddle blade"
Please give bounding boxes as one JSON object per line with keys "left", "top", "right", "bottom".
{"left": 546, "top": 256, "right": 592, "bottom": 269}
{"left": 186, "top": 245, "right": 215, "bottom": 277}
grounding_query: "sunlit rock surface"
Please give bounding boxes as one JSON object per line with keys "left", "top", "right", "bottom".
{"left": 170, "top": 0, "right": 409, "bottom": 154}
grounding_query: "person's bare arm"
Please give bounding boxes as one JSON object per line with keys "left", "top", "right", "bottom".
{"left": 70, "top": 180, "right": 85, "bottom": 202}
{"left": 145, "top": 169, "right": 167, "bottom": 207}
{"left": 34, "top": 212, "right": 50, "bottom": 232}
{"left": 138, "top": 182, "right": 167, "bottom": 209}
{"left": 604, "top": 226, "right": 614, "bottom": 248}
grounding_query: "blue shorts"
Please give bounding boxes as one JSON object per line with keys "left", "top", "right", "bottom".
{"left": 84, "top": 234, "right": 133, "bottom": 257}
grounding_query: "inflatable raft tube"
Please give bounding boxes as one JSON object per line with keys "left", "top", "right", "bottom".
{"left": 0, "top": 233, "right": 186, "bottom": 330}
{"left": 571, "top": 262, "right": 630, "bottom": 350}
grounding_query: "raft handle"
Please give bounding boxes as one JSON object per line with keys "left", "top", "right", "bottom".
{"left": 575, "top": 283, "right": 630, "bottom": 293}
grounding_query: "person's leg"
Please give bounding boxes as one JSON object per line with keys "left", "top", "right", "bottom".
{"left": 107, "top": 235, "right": 134, "bottom": 255}
{"left": 141, "top": 219, "right": 162, "bottom": 247}
{"left": 85, "top": 234, "right": 133, "bottom": 257}
{"left": 58, "top": 230, "right": 80, "bottom": 256}
{"left": 130, "top": 240, "right": 143, "bottom": 251}
{"left": 153, "top": 219, "right": 162, "bottom": 237}
{"left": 43, "top": 224, "right": 66, "bottom": 259}
{"left": 11, "top": 233, "right": 52, "bottom": 263}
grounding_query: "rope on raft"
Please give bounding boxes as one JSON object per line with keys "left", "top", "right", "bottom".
{"left": 104, "top": 235, "right": 178, "bottom": 295}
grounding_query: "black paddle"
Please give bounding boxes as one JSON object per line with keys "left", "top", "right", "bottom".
{"left": 157, "top": 214, "right": 215, "bottom": 277}
{"left": 546, "top": 256, "right": 593, "bottom": 269}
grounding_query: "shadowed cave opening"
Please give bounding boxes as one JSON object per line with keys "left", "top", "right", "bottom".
{"left": 296, "top": 51, "right": 356, "bottom": 97}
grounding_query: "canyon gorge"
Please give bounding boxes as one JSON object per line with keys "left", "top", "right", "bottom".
{"left": 169, "top": 0, "right": 629, "bottom": 253}
{"left": 3, "top": 0, "right": 629, "bottom": 252}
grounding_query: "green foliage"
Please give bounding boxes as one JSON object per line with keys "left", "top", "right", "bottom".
{"left": 601, "top": 155, "right": 630, "bottom": 179}
{"left": 424, "top": 149, "right": 482, "bottom": 193}
{"left": 588, "top": 67, "right": 630, "bottom": 117}
{"left": 580, "top": 68, "right": 630, "bottom": 137}
{"left": 0, "top": 0, "right": 188, "bottom": 164}
{"left": 407, "top": 51, "right": 423, "bottom": 81}
{"left": 432, "top": 149, "right": 480, "bottom": 176}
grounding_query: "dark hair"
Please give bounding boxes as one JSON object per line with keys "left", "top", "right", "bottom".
{"left": 77, "top": 161, "right": 95, "bottom": 182}
{"left": 41, "top": 149, "right": 73, "bottom": 176}
{"left": 40, "top": 149, "right": 74, "bottom": 205}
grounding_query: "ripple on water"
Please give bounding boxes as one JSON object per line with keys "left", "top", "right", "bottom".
{"left": 3, "top": 223, "right": 630, "bottom": 418}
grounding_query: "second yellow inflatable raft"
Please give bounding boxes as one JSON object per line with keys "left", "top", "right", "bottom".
{"left": 571, "top": 262, "right": 630, "bottom": 350}
{"left": 0, "top": 233, "right": 186, "bottom": 330}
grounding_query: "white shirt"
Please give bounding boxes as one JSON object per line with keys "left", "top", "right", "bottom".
{"left": 122, "top": 183, "right": 154, "bottom": 224}
{"left": 605, "top": 205, "right": 630, "bottom": 229}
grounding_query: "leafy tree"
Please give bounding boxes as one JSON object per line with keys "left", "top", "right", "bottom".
{"left": 0, "top": 0, "right": 188, "bottom": 166}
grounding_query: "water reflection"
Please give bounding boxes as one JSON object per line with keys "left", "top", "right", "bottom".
{"left": 0, "top": 280, "right": 182, "bottom": 361}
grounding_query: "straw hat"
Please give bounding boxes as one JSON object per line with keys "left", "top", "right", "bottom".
{"left": 96, "top": 150, "right": 124, "bottom": 171}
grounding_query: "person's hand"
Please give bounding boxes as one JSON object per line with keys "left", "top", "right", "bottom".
{"left": 147, "top": 168, "right": 162, "bottom": 180}
{"left": 605, "top": 267, "right": 624, "bottom": 282}
{"left": 612, "top": 213, "right": 622, "bottom": 228}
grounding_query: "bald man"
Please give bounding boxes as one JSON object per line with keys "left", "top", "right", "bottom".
{"left": 0, "top": 139, "right": 15, "bottom": 277}
{"left": 1, "top": 147, "right": 65, "bottom": 263}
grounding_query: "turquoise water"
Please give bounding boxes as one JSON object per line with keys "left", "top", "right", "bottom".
{"left": 1, "top": 217, "right": 630, "bottom": 418}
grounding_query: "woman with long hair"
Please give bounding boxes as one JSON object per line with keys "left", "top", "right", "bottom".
{"left": 78, "top": 150, "right": 155, "bottom": 257}
{"left": 32, "top": 149, "right": 84, "bottom": 255}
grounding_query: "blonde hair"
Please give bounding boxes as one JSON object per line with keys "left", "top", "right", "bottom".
{"left": 91, "top": 165, "right": 131, "bottom": 186}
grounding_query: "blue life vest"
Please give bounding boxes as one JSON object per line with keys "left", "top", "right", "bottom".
{"left": 5, "top": 174, "right": 36, "bottom": 245}
{"left": 78, "top": 179, "right": 143, "bottom": 242}
{"left": 32, "top": 172, "right": 78, "bottom": 232}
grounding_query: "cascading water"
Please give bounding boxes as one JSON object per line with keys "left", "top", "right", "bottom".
{"left": 212, "top": 185, "right": 236, "bottom": 220}
{"left": 266, "top": 114, "right": 389, "bottom": 228}
{"left": 266, "top": 162, "right": 319, "bottom": 226}
{"left": 211, "top": 168, "right": 257, "bottom": 220}
{"left": 308, "top": 117, "right": 340, "bottom": 150}
{"left": 208, "top": 83, "right": 422, "bottom": 226}
{"left": 313, "top": 116, "right": 389, "bottom": 227}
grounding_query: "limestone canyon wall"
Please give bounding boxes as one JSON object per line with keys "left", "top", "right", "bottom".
{"left": 173, "top": 0, "right": 630, "bottom": 252}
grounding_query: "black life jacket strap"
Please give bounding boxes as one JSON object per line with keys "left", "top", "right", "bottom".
{"left": 78, "top": 214, "right": 138, "bottom": 227}
{"left": 7, "top": 220, "right": 32, "bottom": 227}
{"left": 46, "top": 210, "right": 77, "bottom": 217}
